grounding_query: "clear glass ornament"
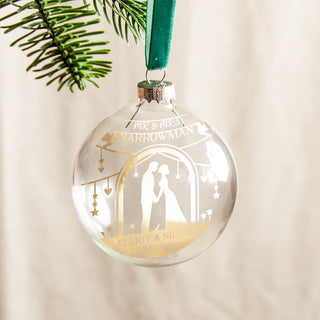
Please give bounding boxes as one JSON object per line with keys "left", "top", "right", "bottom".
{"left": 72, "top": 80, "right": 237, "bottom": 267}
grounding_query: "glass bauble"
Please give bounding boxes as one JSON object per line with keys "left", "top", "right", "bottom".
{"left": 72, "top": 81, "right": 237, "bottom": 267}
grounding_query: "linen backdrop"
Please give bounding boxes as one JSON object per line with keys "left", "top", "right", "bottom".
{"left": 1, "top": 0, "right": 320, "bottom": 319}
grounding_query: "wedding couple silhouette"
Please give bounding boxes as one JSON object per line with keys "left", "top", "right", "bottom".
{"left": 140, "top": 161, "right": 187, "bottom": 232}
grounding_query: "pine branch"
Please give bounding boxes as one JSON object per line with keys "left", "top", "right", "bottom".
{"left": 91, "top": 0, "right": 146, "bottom": 42}
{"left": 0, "top": 0, "right": 112, "bottom": 92}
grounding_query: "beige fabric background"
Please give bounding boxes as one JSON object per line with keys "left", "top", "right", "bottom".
{"left": 1, "top": 0, "right": 320, "bottom": 319}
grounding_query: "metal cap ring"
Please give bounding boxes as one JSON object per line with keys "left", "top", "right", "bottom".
{"left": 146, "top": 69, "right": 166, "bottom": 84}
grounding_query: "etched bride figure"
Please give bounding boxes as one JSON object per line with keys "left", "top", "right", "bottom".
{"left": 156, "top": 164, "right": 187, "bottom": 225}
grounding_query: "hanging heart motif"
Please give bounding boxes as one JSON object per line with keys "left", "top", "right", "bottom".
{"left": 201, "top": 176, "right": 208, "bottom": 183}
{"left": 104, "top": 188, "right": 112, "bottom": 195}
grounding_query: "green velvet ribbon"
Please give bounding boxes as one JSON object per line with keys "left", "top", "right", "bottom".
{"left": 145, "top": 0, "right": 176, "bottom": 71}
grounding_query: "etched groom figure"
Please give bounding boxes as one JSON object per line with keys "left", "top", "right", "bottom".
{"left": 141, "top": 161, "right": 159, "bottom": 232}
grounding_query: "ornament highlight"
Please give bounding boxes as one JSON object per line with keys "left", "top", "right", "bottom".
{"left": 72, "top": 80, "right": 237, "bottom": 266}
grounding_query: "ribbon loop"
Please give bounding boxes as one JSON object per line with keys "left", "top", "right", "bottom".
{"left": 145, "top": 0, "right": 176, "bottom": 71}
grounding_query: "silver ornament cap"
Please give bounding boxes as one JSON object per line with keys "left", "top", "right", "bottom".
{"left": 137, "top": 80, "right": 175, "bottom": 104}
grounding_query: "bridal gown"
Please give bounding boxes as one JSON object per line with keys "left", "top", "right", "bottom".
{"left": 158, "top": 177, "right": 187, "bottom": 223}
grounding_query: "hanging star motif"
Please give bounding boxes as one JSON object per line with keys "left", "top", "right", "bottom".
{"left": 201, "top": 213, "right": 207, "bottom": 222}
{"left": 206, "top": 209, "right": 213, "bottom": 221}
{"left": 91, "top": 209, "right": 99, "bottom": 216}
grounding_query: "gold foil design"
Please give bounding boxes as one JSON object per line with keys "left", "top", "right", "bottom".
{"left": 80, "top": 119, "right": 223, "bottom": 258}
{"left": 115, "top": 145, "right": 200, "bottom": 238}
{"left": 91, "top": 183, "right": 98, "bottom": 216}
{"left": 98, "top": 148, "right": 104, "bottom": 173}
{"left": 104, "top": 177, "right": 112, "bottom": 196}
{"left": 97, "top": 123, "right": 197, "bottom": 146}
{"left": 101, "top": 222, "right": 211, "bottom": 258}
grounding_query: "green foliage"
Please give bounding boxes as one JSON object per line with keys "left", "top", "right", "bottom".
{"left": 0, "top": 0, "right": 147, "bottom": 91}
{"left": 0, "top": 0, "right": 113, "bottom": 92}
{"left": 92, "top": 0, "right": 146, "bottom": 42}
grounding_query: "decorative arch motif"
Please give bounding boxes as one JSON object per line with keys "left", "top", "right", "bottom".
{"left": 114, "top": 144, "right": 200, "bottom": 236}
